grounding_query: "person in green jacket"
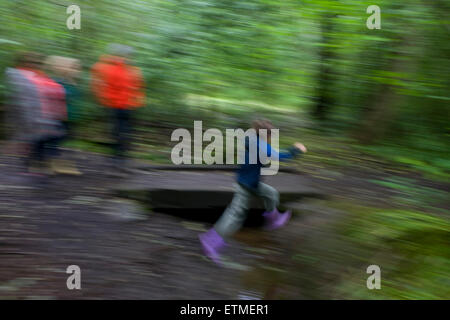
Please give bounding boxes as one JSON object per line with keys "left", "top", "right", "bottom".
{"left": 45, "top": 56, "right": 82, "bottom": 175}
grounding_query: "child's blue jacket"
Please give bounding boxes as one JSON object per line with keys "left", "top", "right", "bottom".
{"left": 237, "top": 136, "right": 302, "bottom": 191}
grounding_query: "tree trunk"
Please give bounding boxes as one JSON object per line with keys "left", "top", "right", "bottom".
{"left": 357, "top": 34, "right": 416, "bottom": 144}
{"left": 313, "top": 15, "right": 335, "bottom": 121}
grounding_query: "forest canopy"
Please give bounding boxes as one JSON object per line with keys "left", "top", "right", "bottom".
{"left": 0, "top": 0, "right": 448, "bottom": 159}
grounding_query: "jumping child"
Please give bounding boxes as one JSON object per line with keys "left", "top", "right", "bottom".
{"left": 199, "top": 119, "right": 307, "bottom": 265}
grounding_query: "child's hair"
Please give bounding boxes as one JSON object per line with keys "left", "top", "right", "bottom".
{"left": 45, "top": 56, "right": 81, "bottom": 81}
{"left": 252, "top": 118, "right": 274, "bottom": 132}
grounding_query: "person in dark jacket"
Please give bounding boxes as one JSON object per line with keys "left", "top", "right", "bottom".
{"left": 199, "top": 119, "right": 307, "bottom": 265}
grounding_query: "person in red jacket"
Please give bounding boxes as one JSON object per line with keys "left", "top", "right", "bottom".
{"left": 91, "top": 44, "right": 145, "bottom": 171}
{"left": 14, "top": 53, "right": 68, "bottom": 176}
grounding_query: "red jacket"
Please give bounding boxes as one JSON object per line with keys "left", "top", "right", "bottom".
{"left": 21, "top": 68, "right": 67, "bottom": 121}
{"left": 91, "top": 55, "right": 145, "bottom": 109}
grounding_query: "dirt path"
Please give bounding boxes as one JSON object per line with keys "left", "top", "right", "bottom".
{"left": 0, "top": 153, "right": 304, "bottom": 299}
{"left": 0, "top": 151, "right": 447, "bottom": 299}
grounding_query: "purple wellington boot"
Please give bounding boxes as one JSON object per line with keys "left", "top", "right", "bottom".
{"left": 199, "top": 228, "right": 226, "bottom": 265}
{"left": 263, "top": 208, "right": 292, "bottom": 230}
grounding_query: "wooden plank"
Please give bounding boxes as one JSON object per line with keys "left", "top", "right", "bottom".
{"left": 114, "top": 169, "right": 324, "bottom": 209}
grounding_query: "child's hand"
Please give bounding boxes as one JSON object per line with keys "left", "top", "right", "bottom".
{"left": 294, "top": 142, "right": 307, "bottom": 153}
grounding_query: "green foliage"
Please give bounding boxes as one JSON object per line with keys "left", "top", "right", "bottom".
{"left": 0, "top": 0, "right": 448, "bottom": 300}
{"left": 0, "top": 1, "right": 448, "bottom": 137}
{"left": 370, "top": 177, "right": 448, "bottom": 209}
{"left": 336, "top": 206, "right": 450, "bottom": 299}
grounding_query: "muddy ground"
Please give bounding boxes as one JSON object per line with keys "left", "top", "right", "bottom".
{"left": 0, "top": 151, "right": 447, "bottom": 299}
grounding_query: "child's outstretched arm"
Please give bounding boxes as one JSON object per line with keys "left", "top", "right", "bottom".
{"left": 266, "top": 141, "right": 307, "bottom": 162}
